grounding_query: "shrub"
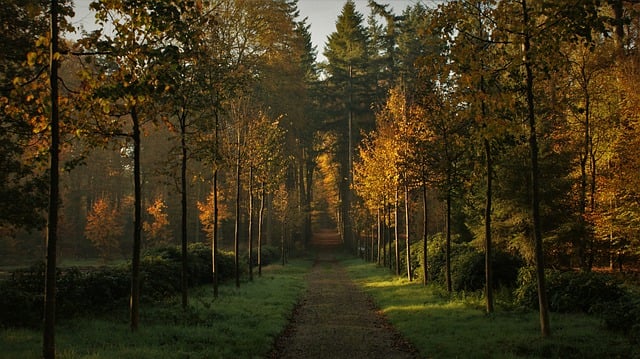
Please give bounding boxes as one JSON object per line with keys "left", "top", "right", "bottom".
{"left": 515, "top": 268, "right": 627, "bottom": 313}
{"left": 0, "top": 243, "right": 241, "bottom": 328}
{"left": 407, "top": 235, "right": 522, "bottom": 291}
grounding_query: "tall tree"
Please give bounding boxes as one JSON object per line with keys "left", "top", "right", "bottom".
{"left": 323, "top": 0, "right": 371, "bottom": 249}
{"left": 44, "top": 1, "right": 60, "bottom": 356}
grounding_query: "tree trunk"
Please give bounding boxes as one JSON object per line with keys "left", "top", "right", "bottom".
{"left": 212, "top": 169, "right": 219, "bottom": 297}
{"left": 394, "top": 185, "right": 400, "bottom": 276}
{"left": 130, "top": 106, "right": 142, "bottom": 332}
{"left": 522, "top": 0, "right": 551, "bottom": 337}
{"left": 422, "top": 183, "right": 428, "bottom": 286}
{"left": 212, "top": 111, "right": 220, "bottom": 298}
{"left": 377, "top": 208, "right": 382, "bottom": 265}
{"left": 234, "top": 128, "right": 241, "bottom": 289}
{"left": 258, "top": 183, "right": 266, "bottom": 276}
{"left": 484, "top": 137, "right": 494, "bottom": 313}
{"left": 43, "top": 1, "right": 59, "bottom": 356}
{"left": 405, "top": 184, "right": 411, "bottom": 281}
{"left": 180, "top": 114, "right": 188, "bottom": 309}
{"left": 445, "top": 189, "right": 452, "bottom": 293}
{"left": 248, "top": 167, "right": 254, "bottom": 282}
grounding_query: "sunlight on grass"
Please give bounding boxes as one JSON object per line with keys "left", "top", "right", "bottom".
{"left": 343, "top": 258, "right": 638, "bottom": 359}
{"left": 0, "top": 259, "right": 311, "bottom": 359}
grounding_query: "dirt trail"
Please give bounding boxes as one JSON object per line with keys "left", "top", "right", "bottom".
{"left": 270, "top": 229, "right": 419, "bottom": 359}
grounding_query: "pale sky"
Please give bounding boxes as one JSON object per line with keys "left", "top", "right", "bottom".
{"left": 70, "top": 0, "right": 432, "bottom": 63}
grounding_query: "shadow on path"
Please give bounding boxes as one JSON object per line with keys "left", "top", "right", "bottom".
{"left": 269, "top": 229, "right": 419, "bottom": 359}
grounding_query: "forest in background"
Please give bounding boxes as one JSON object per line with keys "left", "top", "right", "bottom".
{"left": 1, "top": 0, "right": 640, "bottom": 353}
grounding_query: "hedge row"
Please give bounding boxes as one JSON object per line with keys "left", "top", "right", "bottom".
{"left": 0, "top": 243, "right": 280, "bottom": 328}
{"left": 403, "top": 236, "right": 639, "bottom": 339}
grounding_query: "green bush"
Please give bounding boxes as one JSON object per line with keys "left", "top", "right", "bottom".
{"left": 248, "top": 245, "right": 281, "bottom": 266}
{"left": 515, "top": 268, "right": 627, "bottom": 313}
{"left": 407, "top": 234, "right": 522, "bottom": 291}
{"left": 0, "top": 244, "right": 240, "bottom": 328}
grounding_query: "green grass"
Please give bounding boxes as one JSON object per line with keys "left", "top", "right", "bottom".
{"left": 343, "top": 258, "right": 638, "bottom": 359}
{"left": 0, "top": 259, "right": 310, "bottom": 359}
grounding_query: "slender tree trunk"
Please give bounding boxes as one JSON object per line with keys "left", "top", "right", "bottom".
{"left": 382, "top": 205, "right": 387, "bottom": 267}
{"left": 394, "top": 185, "right": 400, "bottom": 276}
{"left": 130, "top": 106, "right": 142, "bottom": 332}
{"left": 422, "top": 182, "right": 428, "bottom": 286}
{"left": 522, "top": 0, "right": 551, "bottom": 337}
{"left": 387, "top": 203, "right": 392, "bottom": 270}
{"left": 212, "top": 169, "right": 219, "bottom": 297}
{"left": 258, "top": 183, "right": 266, "bottom": 276}
{"left": 180, "top": 114, "right": 188, "bottom": 309}
{"left": 371, "top": 223, "right": 375, "bottom": 262}
{"left": 212, "top": 111, "right": 220, "bottom": 298}
{"left": 234, "top": 128, "right": 241, "bottom": 288}
{"left": 578, "top": 90, "right": 590, "bottom": 271}
{"left": 377, "top": 208, "right": 382, "bottom": 265}
{"left": 405, "top": 184, "right": 411, "bottom": 281}
{"left": 281, "top": 221, "right": 286, "bottom": 266}
{"left": 484, "top": 137, "right": 494, "bottom": 313}
{"left": 43, "top": 2, "right": 59, "bottom": 356}
{"left": 445, "top": 189, "right": 452, "bottom": 293}
{"left": 248, "top": 167, "right": 254, "bottom": 281}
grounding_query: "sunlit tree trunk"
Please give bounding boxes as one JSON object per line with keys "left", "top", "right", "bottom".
{"left": 394, "top": 185, "right": 400, "bottom": 276}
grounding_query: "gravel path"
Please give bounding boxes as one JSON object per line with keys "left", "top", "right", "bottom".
{"left": 269, "top": 230, "right": 419, "bottom": 359}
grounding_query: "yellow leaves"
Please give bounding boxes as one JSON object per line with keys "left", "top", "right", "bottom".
{"left": 35, "top": 36, "right": 49, "bottom": 48}
{"left": 27, "top": 52, "right": 39, "bottom": 67}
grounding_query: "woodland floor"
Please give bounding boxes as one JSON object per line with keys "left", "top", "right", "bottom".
{"left": 269, "top": 229, "right": 420, "bottom": 359}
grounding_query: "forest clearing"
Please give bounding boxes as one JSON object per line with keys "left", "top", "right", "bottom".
{"left": 2, "top": 0, "right": 640, "bottom": 357}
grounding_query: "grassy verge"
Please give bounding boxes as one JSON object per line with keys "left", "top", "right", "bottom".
{"left": 343, "top": 258, "right": 638, "bottom": 359}
{"left": 0, "top": 259, "right": 310, "bottom": 359}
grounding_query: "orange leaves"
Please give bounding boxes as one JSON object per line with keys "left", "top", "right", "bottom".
{"left": 85, "top": 196, "right": 124, "bottom": 260}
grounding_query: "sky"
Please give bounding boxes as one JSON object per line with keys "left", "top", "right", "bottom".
{"left": 70, "top": 0, "right": 429, "bottom": 63}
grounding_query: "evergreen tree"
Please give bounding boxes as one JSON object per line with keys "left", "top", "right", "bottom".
{"left": 323, "top": 0, "right": 371, "bottom": 249}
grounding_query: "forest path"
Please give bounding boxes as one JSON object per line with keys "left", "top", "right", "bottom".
{"left": 269, "top": 229, "right": 419, "bottom": 359}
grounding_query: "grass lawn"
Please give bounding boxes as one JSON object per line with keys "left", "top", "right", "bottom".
{"left": 343, "top": 258, "right": 638, "bottom": 359}
{"left": 0, "top": 259, "right": 310, "bottom": 359}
